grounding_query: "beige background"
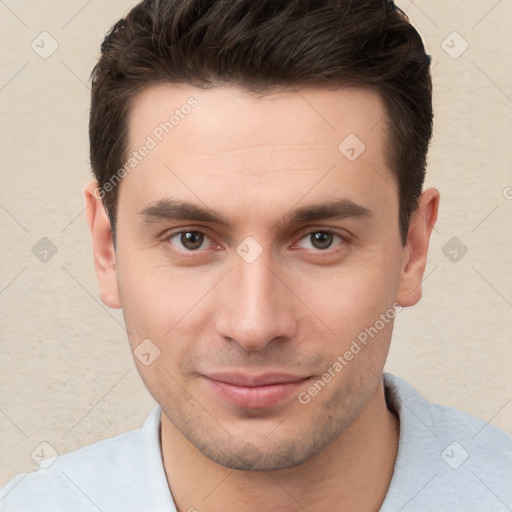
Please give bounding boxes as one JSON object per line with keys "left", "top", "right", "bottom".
{"left": 0, "top": 0, "right": 511, "bottom": 487}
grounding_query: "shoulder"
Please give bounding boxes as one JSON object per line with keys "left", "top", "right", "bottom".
{"left": 381, "top": 373, "right": 512, "bottom": 512}
{"left": 0, "top": 407, "right": 171, "bottom": 512}
{"left": 1, "top": 429, "right": 141, "bottom": 511}
{"left": 384, "top": 372, "right": 512, "bottom": 451}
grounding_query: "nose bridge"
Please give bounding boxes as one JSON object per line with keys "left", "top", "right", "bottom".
{"left": 236, "top": 253, "right": 274, "bottom": 311}
{"left": 219, "top": 246, "right": 296, "bottom": 350}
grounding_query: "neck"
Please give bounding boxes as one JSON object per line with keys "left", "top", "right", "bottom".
{"left": 161, "top": 381, "right": 399, "bottom": 512}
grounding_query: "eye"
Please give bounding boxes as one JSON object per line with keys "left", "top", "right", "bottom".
{"left": 167, "top": 230, "right": 212, "bottom": 251}
{"left": 296, "top": 230, "right": 344, "bottom": 250}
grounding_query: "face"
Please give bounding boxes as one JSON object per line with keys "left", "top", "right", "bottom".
{"left": 86, "top": 84, "right": 437, "bottom": 471}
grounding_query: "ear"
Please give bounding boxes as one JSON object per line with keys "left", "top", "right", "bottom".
{"left": 396, "top": 187, "right": 440, "bottom": 307}
{"left": 84, "top": 181, "right": 121, "bottom": 309}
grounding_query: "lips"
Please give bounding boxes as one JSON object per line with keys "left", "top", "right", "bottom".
{"left": 202, "top": 372, "right": 311, "bottom": 408}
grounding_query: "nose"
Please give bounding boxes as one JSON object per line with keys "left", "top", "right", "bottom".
{"left": 215, "top": 251, "right": 298, "bottom": 351}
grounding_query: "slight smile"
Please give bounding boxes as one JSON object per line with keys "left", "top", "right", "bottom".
{"left": 202, "top": 373, "right": 312, "bottom": 409}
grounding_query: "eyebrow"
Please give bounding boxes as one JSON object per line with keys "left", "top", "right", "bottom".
{"left": 138, "top": 197, "right": 374, "bottom": 228}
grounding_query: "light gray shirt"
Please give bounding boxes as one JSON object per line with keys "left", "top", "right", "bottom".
{"left": 1, "top": 373, "right": 511, "bottom": 511}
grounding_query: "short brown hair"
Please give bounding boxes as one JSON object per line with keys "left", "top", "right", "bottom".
{"left": 89, "top": 0, "right": 432, "bottom": 245}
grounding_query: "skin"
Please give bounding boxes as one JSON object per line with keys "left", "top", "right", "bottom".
{"left": 85, "top": 84, "right": 439, "bottom": 511}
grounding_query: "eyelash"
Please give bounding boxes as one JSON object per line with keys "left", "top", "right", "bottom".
{"left": 163, "top": 228, "right": 348, "bottom": 256}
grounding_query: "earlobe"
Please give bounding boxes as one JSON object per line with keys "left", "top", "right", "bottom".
{"left": 83, "top": 181, "right": 121, "bottom": 309}
{"left": 396, "top": 187, "right": 440, "bottom": 307}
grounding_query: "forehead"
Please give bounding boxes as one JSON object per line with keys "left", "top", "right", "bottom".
{"left": 121, "top": 83, "right": 396, "bottom": 221}
{"left": 127, "top": 83, "right": 388, "bottom": 150}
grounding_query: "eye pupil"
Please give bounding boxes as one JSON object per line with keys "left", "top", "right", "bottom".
{"left": 311, "top": 231, "right": 333, "bottom": 249}
{"left": 181, "top": 231, "right": 204, "bottom": 250}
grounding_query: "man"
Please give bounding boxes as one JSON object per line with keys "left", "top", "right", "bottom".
{"left": 1, "top": 0, "right": 510, "bottom": 510}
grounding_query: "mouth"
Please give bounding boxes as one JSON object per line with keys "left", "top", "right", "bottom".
{"left": 201, "top": 372, "right": 312, "bottom": 409}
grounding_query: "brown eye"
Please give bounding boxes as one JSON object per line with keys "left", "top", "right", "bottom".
{"left": 297, "top": 231, "right": 343, "bottom": 251}
{"left": 168, "top": 231, "right": 209, "bottom": 251}
{"left": 310, "top": 231, "right": 334, "bottom": 249}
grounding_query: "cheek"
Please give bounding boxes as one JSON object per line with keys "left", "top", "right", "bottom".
{"left": 117, "top": 262, "right": 207, "bottom": 400}
{"left": 300, "top": 254, "right": 401, "bottom": 340}
{"left": 116, "top": 253, "right": 219, "bottom": 344}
